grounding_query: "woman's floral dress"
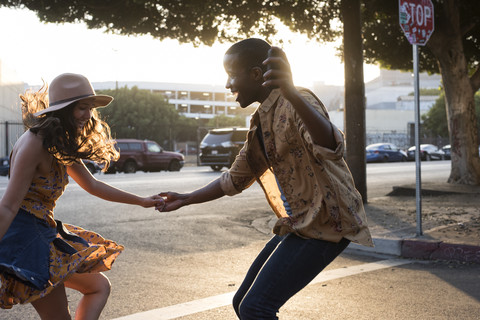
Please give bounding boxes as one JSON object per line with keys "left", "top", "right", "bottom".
{"left": 0, "top": 160, "right": 124, "bottom": 308}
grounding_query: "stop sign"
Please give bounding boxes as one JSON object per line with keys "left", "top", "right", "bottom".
{"left": 399, "top": 0, "right": 434, "bottom": 45}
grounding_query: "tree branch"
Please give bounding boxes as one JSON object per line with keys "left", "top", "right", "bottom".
{"left": 460, "top": 17, "right": 480, "bottom": 36}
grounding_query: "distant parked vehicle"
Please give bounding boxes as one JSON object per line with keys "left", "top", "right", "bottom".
{"left": 441, "top": 145, "right": 451, "bottom": 160}
{"left": 82, "top": 159, "right": 102, "bottom": 174}
{"left": 176, "top": 145, "right": 198, "bottom": 155}
{"left": 199, "top": 127, "right": 248, "bottom": 171}
{"left": 366, "top": 143, "right": 407, "bottom": 163}
{"left": 407, "top": 144, "right": 445, "bottom": 161}
{"left": 0, "top": 157, "right": 9, "bottom": 176}
{"left": 107, "top": 139, "right": 185, "bottom": 173}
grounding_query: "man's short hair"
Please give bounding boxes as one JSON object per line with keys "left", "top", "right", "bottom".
{"left": 225, "top": 38, "right": 271, "bottom": 71}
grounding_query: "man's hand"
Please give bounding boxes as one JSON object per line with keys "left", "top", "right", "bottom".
{"left": 156, "top": 192, "right": 187, "bottom": 212}
{"left": 142, "top": 194, "right": 165, "bottom": 209}
{"left": 262, "top": 46, "right": 296, "bottom": 98}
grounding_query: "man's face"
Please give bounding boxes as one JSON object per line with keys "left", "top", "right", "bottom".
{"left": 223, "top": 53, "right": 262, "bottom": 108}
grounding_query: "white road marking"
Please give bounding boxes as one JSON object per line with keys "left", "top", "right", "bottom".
{"left": 112, "top": 258, "right": 412, "bottom": 320}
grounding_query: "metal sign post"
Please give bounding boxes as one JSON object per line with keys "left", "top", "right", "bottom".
{"left": 399, "top": 0, "right": 434, "bottom": 236}
{"left": 412, "top": 44, "right": 422, "bottom": 236}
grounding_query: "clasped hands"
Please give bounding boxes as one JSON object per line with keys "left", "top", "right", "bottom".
{"left": 154, "top": 192, "right": 185, "bottom": 212}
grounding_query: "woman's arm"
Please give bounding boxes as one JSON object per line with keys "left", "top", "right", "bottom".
{"left": 67, "top": 162, "right": 162, "bottom": 208}
{"left": 159, "top": 178, "right": 225, "bottom": 212}
{"left": 0, "top": 132, "right": 44, "bottom": 240}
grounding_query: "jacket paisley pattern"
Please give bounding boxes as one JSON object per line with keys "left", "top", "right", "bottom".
{"left": 220, "top": 88, "right": 373, "bottom": 247}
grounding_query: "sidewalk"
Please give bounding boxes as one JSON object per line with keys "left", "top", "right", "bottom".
{"left": 253, "top": 182, "right": 480, "bottom": 264}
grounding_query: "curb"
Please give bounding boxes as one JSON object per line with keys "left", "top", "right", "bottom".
{"left": 401, "top": 239, "right": 480, "bottom": 264}
{"left": 252, "top": 217, "right": 480, "bottom": 264}
{"left": 347, "top": 238, "right": 402, "bottom": 256}
{"left": 349, "top": 237, "right": 480, "bottom": 264}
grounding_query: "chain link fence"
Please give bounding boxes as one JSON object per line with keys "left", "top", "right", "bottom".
{"left": 367, "top": 126, "right": 449, "bottom": 151}
{"left": 1, "top": 121, "right": 450, "bottom": 159}
{"left": 0, "top": 121, "right": 24, "bottom": 158}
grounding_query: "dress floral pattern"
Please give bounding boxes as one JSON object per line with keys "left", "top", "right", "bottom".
{"left": 0, "top": 160, "right": 124, "bottom": 309}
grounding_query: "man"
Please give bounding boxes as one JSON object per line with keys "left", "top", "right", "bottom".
{"left": 159, "top": 38, "right": 373, "bottom": 319}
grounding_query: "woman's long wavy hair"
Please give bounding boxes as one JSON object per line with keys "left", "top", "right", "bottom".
{"left": 21, "top": 84, "right": 119, "bottom": 171}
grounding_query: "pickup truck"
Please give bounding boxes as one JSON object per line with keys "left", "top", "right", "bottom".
{"left": 107, "top": 139, "right": 185, "bottom": 173}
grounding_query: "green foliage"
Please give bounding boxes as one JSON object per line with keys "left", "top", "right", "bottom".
{"left": 97, "top": 86, "right": 197, "bottom": 149}
{"left": 421, "top": 93, "right": 449, "bottom": 137}
{"left": 362, "top": 1, "right": 480, "bottom": 74}
{"left": 408, "top": 88, "right": 442, "bottom": 96}
{"left": 0, "top": 0, "right": 340, "bottom": 46}
{"left": 3, "top": 1, "right": 478, "bottom": 78}
{"left": 422, "top": 91, "right": 480, "bottom": 138}
{"left": 206, "top": 115, "right": 247, "bottom": 128}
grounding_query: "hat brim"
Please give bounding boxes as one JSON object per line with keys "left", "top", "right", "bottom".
{"left": 34, "top": 94, "right": 113, "bottom": 116}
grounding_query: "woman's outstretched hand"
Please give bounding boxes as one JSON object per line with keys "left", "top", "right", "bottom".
{"left": 142, "top": 194, "right": 165, "bottom": 209}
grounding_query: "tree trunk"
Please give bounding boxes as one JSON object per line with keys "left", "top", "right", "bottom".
{"left": 440, "top": 61, "right": 480, "bottom": 184}
{"left": 428, "top": 0, "right": 480, "bottom": 185}
{"left": 341, "top": 0, "right": 367, "bottom": 201}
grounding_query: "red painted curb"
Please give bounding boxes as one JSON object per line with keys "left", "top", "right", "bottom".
{"left": 431, "top": 243, "right": 480, "bottom": 263}
{"left": 401, "top": 239, "right": 480, "bottom": 263}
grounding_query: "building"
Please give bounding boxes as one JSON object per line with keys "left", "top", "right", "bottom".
{"left": 324, "top": 69, "right": 442, "bottom": 148}
{"left": 0, "top": 59, "right": 25, "bottom": 157}
{"left": 92, "top": 81, "right": 257, "bottom": 125}
{"left": 0, "top": 60, "right": 23, "bottom": 122}
{"left": 0, "top": 67, "right": 442, "bottom": 157}
{"left": 92, "top": 69, "right": 442, "bottom": 149}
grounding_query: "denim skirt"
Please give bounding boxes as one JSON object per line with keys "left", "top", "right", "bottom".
{"left": 0, "top": 209, "right": 58, "bottom": 290}
{"left": 0, "top": 209, "right": 124, "bottom": 309}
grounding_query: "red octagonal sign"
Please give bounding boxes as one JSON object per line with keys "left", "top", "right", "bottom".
{"left": 399, "top": 0, "right": 434, "bottom": 46}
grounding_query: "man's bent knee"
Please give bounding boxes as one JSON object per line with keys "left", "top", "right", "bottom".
{"left": 238, "top": 296, "right": 278, "bottom": 320}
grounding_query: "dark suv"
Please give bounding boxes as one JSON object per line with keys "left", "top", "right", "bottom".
{"left": 199, "top": 127, "right": 249, "bottom": 171}
{"left": 108, "top": 139, "right": 185, "bottom": 173}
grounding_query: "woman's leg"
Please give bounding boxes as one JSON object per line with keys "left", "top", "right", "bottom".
{"left": 238, "top": 234, "right": 350, "bottom": 320}
{"left": 31, "top": 283, "right": 71, "bottom": 320}
{"left": 233, "top": 235, "right": 283, "bottom": 317}
{"left": 64, "top": 272, "right": 111, "bottom": 320}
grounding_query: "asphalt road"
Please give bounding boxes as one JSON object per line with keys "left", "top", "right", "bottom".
{"left": 1, "top": 161, "right": 478, "bottom": 319}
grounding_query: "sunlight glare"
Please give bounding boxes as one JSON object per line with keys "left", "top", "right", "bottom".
{"left": 0, "top": 8, "right": 378, "bottom": 88}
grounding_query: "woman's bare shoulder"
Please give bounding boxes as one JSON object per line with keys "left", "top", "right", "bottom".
{"left": 15, "top": 130, "right": 43, "bottom": 150}
{"left": 11, "top": 130, "right": 48, "bottom": 163}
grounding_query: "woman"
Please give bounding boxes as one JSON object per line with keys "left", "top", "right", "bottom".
{"left": 0, "top": 73, "right": 163, "bottom": 319}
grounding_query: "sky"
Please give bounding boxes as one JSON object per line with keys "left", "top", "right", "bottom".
{"left": 0, "top": 7, "right": 379, "bottom": 88}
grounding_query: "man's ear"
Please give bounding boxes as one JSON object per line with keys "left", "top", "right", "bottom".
{"left": 250, "top": 66, "right": 264, "bottom": 81}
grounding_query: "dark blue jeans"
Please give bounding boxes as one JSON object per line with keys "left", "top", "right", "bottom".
{"left": 233, "top": 233, "right": 350, "bottom": 319}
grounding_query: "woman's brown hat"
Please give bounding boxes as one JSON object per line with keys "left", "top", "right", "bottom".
{"left": 34, "top": 73, "right": 113, "bottom": 116}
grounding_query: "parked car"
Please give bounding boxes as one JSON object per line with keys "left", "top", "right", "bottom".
{"left": 441, "top": 144, "right": 451, "bottom": 160}
{"left": 176, "top": 145, "right": 198, "bottom": 155}
{"left": 366, "top": 143, "right": 407, "bottom": 163}
{"left": 82, "top": 159, "right": 103, "bottom": 174}
{"left": 407, "top": 144, "right": 445, "bottom": 161}
{"left": 199, "top": 127, "right": 249, "bottom": 171}
{"left": 0, "top": 157, "right": 9, "bottom": 176}
{"left": 107, "top": 139, "right": 185, "bottom": 173}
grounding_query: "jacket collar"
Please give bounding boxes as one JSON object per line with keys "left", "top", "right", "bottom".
{"left": 258, "top": 88, "right": 281, "bottom": 113}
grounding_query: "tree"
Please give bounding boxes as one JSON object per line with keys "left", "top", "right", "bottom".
{"left": 3, "top": 1, "right": 479, "bottom": 185}
{"left": 206, "top": 114, "right": 247, "bottom": 128}
{"left": 98, "top": 86, "right": 197, "bottom": 149}
{"left": 362, "top": 0, "right": 480, "bottom": 184}
{"left": 422, "top": 91, "right": 480, "bottom": 140}
{"left": 341, "top": 0, "right": 366, "bottom": 200}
